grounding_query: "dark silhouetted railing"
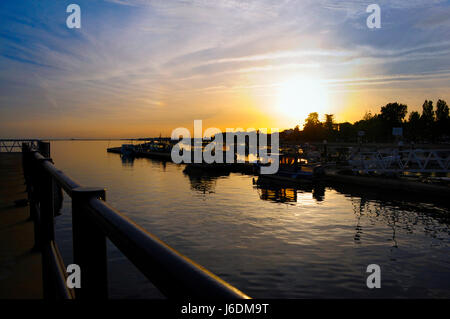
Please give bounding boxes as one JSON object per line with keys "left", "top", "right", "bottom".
{"left": 22, "top": 141, "right": 250, "bottom": 299}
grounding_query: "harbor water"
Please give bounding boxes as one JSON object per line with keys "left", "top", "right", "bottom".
{"left": 52, "top": 141, "right": 450, "bottom": 298}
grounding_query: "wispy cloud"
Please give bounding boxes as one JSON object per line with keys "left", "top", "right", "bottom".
{"left": 1, "top": 0, "right": 450, "bottom": 137}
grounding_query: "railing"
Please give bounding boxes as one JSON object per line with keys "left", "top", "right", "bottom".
{"left": 22, "top": 142, "right": 250, "bottom": 299}
{"left": 348, "top": 149, "right": 450, "bottom": 173}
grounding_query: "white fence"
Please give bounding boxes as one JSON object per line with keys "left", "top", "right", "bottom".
{"left": 348, "top": 149, "right": 450, "bottom": 173}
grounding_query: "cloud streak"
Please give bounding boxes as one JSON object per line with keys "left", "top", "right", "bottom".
{"left": 0, "top": 0, "right": 450, "bottom": 137}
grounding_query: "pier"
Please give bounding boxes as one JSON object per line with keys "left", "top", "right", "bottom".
{"left": 0, "top": 140, "right": 250, "bottom": 299}
{"left": 0, "top": 153, "right": 43, "bottom": 298}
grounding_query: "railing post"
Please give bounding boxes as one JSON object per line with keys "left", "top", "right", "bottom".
{"left": 22, "top": 145, "right": 41, "bottom": 250}
{"left": 38, "top": 141, "right": 50, "bottom": 158}
{"left": 71, "top": 187, "right": 108, "bottom": 299}
{"left": 37, "top": 157, "right": 56, "bottom": 299}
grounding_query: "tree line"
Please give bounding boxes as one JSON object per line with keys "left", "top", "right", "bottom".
{"left": 280, "top": 99, "right": 450, "bottom": 143}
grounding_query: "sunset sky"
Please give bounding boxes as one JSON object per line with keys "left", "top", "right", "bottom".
{"left": 1, "top": 0, "right": 450, "bottom": 138}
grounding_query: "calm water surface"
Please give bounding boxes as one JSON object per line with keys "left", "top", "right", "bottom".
{"left": 51, "top": 141, "right": 450, "bottom": 298}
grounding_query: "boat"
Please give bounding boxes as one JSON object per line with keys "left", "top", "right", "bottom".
{"left": 258, "top": 165, "right": 324, "bottom": 183}
{"left": 256, "top": 153, "right": 325, "bottom": 183}
{"left": 121, "top": 144, "right": 136, "bottom": 156}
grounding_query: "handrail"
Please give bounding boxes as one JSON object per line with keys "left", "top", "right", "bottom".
{"left": 23, "top": 142, "right": 250, "bottom": 299}
{"left": 86, "top": 198, "right": 247, "bottom": 298}
{"left": 34, "top": 152, "right": 81, "bottom": 196}
{"left": 48, "top": 242, "right": 75, "bottom": 299}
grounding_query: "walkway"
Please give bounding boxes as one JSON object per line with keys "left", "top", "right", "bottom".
{"left": 0, "top": 153, "right": 42, "bottom": 299}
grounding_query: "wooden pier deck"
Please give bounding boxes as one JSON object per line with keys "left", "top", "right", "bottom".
{"left": 0, "top": 153, "right": 43, "bottom": 299}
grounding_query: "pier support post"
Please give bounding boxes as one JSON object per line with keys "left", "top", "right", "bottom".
{"left": 72, "top": 187, "right": 108, "bottom": 299}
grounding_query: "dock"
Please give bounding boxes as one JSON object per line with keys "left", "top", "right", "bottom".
{"left": 107, "top": 146, "right": 172, "bottom": 160}
{"left": 0, "top": 153, "right": 43, "bottom": 298}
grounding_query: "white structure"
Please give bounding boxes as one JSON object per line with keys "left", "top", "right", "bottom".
{"left": 348, "top": 149, "right": 450, "bottom": 173}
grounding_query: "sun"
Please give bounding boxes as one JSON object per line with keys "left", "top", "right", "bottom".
{"left": 276, "top": 76, "right": 328, "bottom": 123}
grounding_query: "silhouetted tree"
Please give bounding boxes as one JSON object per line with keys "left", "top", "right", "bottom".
{"left": 325, "top": 114, "right": 334, "bottom": 131}
{"left": 420, "top": 100, "right": 435, "bottom": 141}
{"left": 362, "top": 111, "right": 373, "bottom": 121}
{"left": 324, "top": 114, "right": 336, "bottom": 141}
{"left": 354, "top": 114, "right": 384, "bottom": 142}
{"left": 304, "top": 112, "right": 321, "bottom": 128}
{"left": 324, "top": 114, "right": 334, "bottom": 130}
{"left": 409, "top": 111, "right": 421, "bottom": 122}
{"left": 380, "top": 102, "right": 407, "bottom": 126}
{"left": 436, "top": 99, "right": 449, "bottom": 121}
{"left": 337, "top": 122, "right": 356, "bottom": 142}
{"left": 406, "top": 111, "right": 421, "bottom": 142}
{"left": 421, "top": 100, "right": 434, "bottom": 121}
{"left": 435, "top": 99, "right": 450, "bottom": 139}
{"left": 378, "top": 102, "right": 407, "bottom": 141}
{"left": 280, "top": 99, "right": 449, "bottom": 144}
{"left": 303, "top": 112, "right": 325, "bottom": 141}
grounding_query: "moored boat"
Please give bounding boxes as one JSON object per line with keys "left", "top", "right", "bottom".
{"left": 258, "top": 164, "right": 324, "bottom": 183}
{"left": 121, "top": 144, "right": 136, "bottom": 156}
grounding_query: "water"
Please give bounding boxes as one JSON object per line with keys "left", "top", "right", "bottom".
{"left": 51, "top": 141, "right": 450, "bottom": 298}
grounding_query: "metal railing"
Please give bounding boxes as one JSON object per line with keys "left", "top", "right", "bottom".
{"left": 22, "top": 142, "right": 250, "bottom": 299}
{"left": 348, "top": 149, "right": 450, "bottom": 173}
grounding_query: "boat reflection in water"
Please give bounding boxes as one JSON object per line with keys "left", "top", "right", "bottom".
{"left": 120, "top": 154, "right": 135, "bottom": 167}
{"left": 253, "top": 176, "right": 325, "bottom": 203}
{"left": 183, "top": 164, "right": 230, "bottom": 195}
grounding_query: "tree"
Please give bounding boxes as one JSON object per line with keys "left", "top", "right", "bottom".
{"left": 279, "top": 99, "right": 449, "bottom": 144}
{"left": 323, "top": 114, "right": 336, "bottom": 141}
{"left": 420, "top": 100, "right": 435, "bottom": 141}
{"left": 379, "top": 102, "right": 407, "bottom": 141}
{"left": 435, "top": 99, "right": 450, "bottom": 139}
{"left": 324, "top": 114, "right": 334, "bottom": 130}
{"left": 362, "top": 111, "right": 373, "bottom": 121}
{"left": 408, "top": 111, "right": 421, "bottom": 124}
{"left": 435, "top": 99, "right": 449, "bottom": 122}
{"left": 303, "top": 112, "right": 325, "bottom": 141}
{"left": 354, "top": 114, "right": 384, "bottom": 142}
{"left": 304, "top": 112, "right": 321, "bottom": 129}
{"left": 380, "top": 102, "right": 408, "bottom": 126}
{"left": 421, "top": 100, "right": 434, "bottom": 122}
{"left": 337, "top": 122, "right": 355, "bottom": 142}
{"left": 406, "top": 111, "right": 421, "bottom": 142}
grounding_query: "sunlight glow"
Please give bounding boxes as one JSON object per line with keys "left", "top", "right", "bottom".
{"left": 277, "top": 76, "right": 329, "bottom": 123}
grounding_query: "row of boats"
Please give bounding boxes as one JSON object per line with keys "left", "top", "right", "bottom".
{"left": 109, "top": 141, "right": 450, "bottom": 203}
{"left": 117, "top": 141, "right": 326, "bottom": 184}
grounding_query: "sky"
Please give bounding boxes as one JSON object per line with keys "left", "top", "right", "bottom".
{"left": 1, "top": 0, "right": 450, "bottom": 138}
